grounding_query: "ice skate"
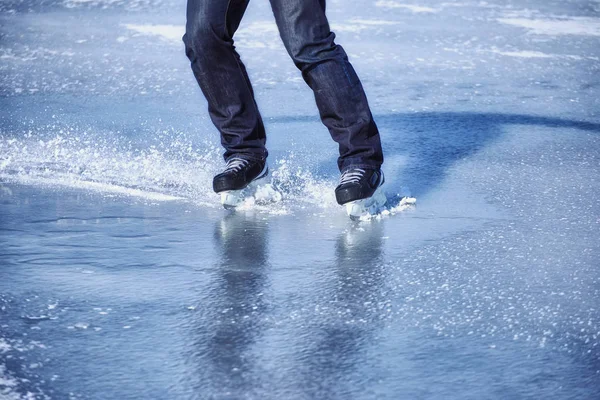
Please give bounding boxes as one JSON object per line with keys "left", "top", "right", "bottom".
{"left": 335, "top": 168, "right": 387, "bottom": 220}
{"left": 213, "top": 157, "right": 269, "bottom": 209}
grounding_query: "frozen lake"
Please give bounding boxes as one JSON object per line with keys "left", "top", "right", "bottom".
{"left": 1, "top": 0, "right": 599, "bottom": 399}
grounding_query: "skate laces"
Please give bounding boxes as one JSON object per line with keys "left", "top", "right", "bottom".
{"left": 339, "top": 168, "right": 366, "bottom": 185}
{"left": 223, "top": 158, "right": 249, "bottom": 173}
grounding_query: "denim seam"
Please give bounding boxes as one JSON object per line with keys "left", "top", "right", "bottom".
{"left": 223, "top": 0, "right": 232, "bottom": 39}
{"left": 224, "top": 0, "right": 262, "bottom": 126}
{"left": 341, "top": 63, "right": 353, "bottom": 86}
{"left": 222, "top": 0, "right": 266, "bottom": 159}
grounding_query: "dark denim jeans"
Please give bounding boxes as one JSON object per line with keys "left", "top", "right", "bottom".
{"left": 183, "top": 0, "right": 383, "bottom": 172}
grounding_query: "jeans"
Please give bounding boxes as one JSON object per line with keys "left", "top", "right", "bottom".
{"left": 183, "top": 0, "right": 383, "bottom": 172}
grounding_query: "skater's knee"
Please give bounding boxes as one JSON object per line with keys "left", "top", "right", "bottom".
{"left": 284, "top": 36, "right": 347, "bottom": 72}
{"left": 183, "top": 14, "right": 226, "bottom": 55}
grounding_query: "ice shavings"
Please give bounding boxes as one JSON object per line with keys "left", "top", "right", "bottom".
{"left": 231, "top": 158, "right": 336, "bottom": 215}
{"left": 0, "top": 128, "right": 220, "bottom": 205}
{"left": 0, "top": 129, "right": 369, "bottom": 215}
{"left": 358, "top": 196, "right": 417, "bottom": 221}
{"left": 270, "top": 158, "right": 338, "bottom": 210}
{"left": 253, "top": 184, "right": 283, "bottom": 205}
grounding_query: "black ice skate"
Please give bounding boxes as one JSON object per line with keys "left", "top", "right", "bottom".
{"left": 213, "top": 157, "right": 269, "bottom": 209}
{"left": 335, "top": 168, "right": 387, "bottom": 219}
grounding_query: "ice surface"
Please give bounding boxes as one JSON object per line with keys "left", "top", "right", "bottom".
{"left": 1, "top": 0, "right": 599, "bottom": 399}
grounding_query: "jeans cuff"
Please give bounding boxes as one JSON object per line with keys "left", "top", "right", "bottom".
{"left": 340, "top": 163, "right": 381, "bottom": 173}
{"left": 225, "top": 152, "right": 267, "bottom": 163}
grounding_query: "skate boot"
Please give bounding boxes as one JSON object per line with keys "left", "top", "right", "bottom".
{"left": 335, "top": 168, "right": 387, "bottom": 220}
{"left": 213, "top": 157, "right": 268, "bottom": 209}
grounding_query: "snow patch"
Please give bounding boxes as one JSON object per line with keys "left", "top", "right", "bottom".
{"left": 0, "top": 339, "right": 11, "bottom": 354}
{"left": 64, "top": 0, "right": 121, "bottom": 5}
{"left": 239, "top": 21, "right": 278, "bottom": 35}
{"left": 491, "top": 50, "right": 554, "bottom": 58}
{"left": 487, "top": 49, "right": 592, "bottom": 60}
{"left": 375, "top": 1, "right": 438, "bottom": 13}
{"left": 332, "top": 19, "right": 401, "bottom": 33}
{"left": 439, "top": 2, "right": 503, "bottom": 8}
{"left": 63, "top": 0, "right": 153, "bottom": 10}
{"left": 346, "top": 19, "right": 400, "bottom": 26}
{"left": 498, "top": 17, "right": 600, "bottom": 36}
{"left": 124, "top": 24, "right": 183, "bottom": 42}
{"left": 122, "top": 22, "right": 280, "bottom": 49}
{"left": 123, "top": 19, "right": 400, "bottom": 43}
{"left": 442, "top": 46, "right": 597, "bottom": 61}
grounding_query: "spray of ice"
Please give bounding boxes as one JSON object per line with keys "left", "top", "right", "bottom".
{"left": 0, "top": 125, "right": 415, "bottom": 217}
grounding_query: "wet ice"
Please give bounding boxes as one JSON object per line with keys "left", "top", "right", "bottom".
{"left": 1, "top": 0, "right": 599, "bottom": 399}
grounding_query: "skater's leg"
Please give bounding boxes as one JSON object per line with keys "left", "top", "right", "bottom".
{"left": 268, "top": 0, "right": 383, "bottom": 171}
{"left": 183, "top": 0, "right": 267, "bottom": 162}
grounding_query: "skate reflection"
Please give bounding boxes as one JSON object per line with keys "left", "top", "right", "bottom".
{"left": 199, "top": 212, "right": 270, "bottom": 397}
{"left": 298, "top": 221, "right": 386, "bottom": 398}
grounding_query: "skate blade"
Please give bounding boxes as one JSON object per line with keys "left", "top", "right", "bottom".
{"left": 220, "top": 175, "right": 281, "bottom": 210}
{"left": 345, "top": 185, "right": 388, "bottom": 221}
{"left": 220, "top": 181, "right": 259, "bottom": 209}
{"left": 220, "top": 190, "right": 247, "bottom": 209}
